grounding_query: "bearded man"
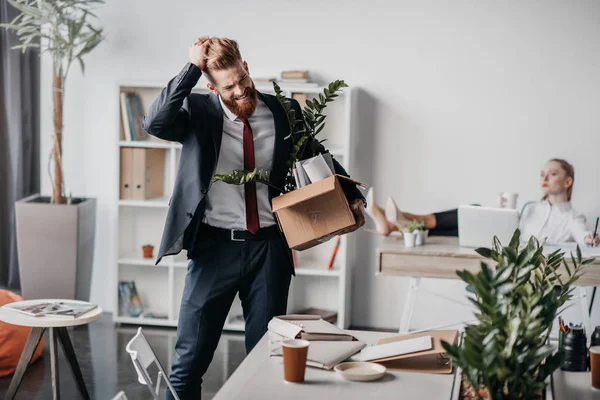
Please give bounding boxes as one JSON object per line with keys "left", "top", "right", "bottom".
{"left": 142, "top": 36, "right": 365, "bottom": 400}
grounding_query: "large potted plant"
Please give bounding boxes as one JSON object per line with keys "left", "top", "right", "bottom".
{"left": 1, "top": 0, "right": 104, "bottom": 300}
{"left": 442, "top": 229, "right": 594, "bottom": 399}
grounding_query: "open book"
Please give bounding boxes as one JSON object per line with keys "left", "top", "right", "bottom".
{"left": 267, "top": 315, "right": 355, "bottom": 341}
{"left": 270, "top": 339, "right": 366, "bottom": 370}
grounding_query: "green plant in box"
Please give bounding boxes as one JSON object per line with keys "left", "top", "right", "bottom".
{"left": 213, "top": 80, "right": 348, "bottom": 193}
{"left": 442, "top": 229, "right": 594, "bottom": 399}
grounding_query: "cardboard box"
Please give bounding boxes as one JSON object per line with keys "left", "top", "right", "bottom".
{"left": 272, "top": 174, "right": 366, "bottom": 250}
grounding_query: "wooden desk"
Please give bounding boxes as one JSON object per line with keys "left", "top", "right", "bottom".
{"left": 376, "top": 236, "right": 600, "bottom": 333}
{"left": 213, "top": 330, "right": 461, "bottom": 400}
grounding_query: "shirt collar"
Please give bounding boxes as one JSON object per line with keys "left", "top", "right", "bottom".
{"left": 219, "top": 95, "right": 239, "bottom": 122}
{"left": 543, "top": 199, "right": 572, "bottom": 213}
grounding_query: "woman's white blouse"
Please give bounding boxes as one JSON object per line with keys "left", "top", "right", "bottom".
{"left": 519, "top": 200, "right": 589, "bottom": 245}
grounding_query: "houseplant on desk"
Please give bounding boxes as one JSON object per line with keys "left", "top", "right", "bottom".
{"left": 442, "top": 229, "right": 594, "bottom": 400}
{"left": 1, "top": 0, "right": 104, "bottom": 300}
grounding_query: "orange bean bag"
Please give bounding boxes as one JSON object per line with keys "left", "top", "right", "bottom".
{"left": 0, "top": 290, "right": 44, "bottom": 377}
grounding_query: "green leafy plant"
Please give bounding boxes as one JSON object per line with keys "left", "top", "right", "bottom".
{"left": 0, "top": 0, "right": 104, "bottom": 204}
{"left": 212, "top": 80, "right": 348, "bottom": 193}
{"left": 402, "top": 220, "right": 425, "bottom": 233}
{"left": 442, "top": 229, "right": 594, "bottom": 399}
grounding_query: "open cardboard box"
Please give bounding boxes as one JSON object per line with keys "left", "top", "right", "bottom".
{"left": 272, "top": 174, "right": 367, "bottom": 250}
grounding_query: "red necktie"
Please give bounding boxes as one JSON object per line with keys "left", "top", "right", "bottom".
{"left": 242, "top": 119, "right": 260, "bottom": 234}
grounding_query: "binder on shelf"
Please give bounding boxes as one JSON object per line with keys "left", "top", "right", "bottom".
{"left": 120, "top": 148, "right": 134, "bottom": 200}
{"left": 131, "top": 148, "right": 165, "bottom": 200}
{"left": 292, "top": 93, "right": 308, "bottom": 109}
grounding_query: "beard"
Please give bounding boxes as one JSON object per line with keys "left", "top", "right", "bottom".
{"left": 221, "top": 82, "right": 258, "bottom": 121}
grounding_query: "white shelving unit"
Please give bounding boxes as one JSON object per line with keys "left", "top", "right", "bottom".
{"left": 113, "top": 79, "right": 356, "bottom": 331}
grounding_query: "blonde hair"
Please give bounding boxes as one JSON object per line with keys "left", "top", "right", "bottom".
{"left": 543, "top": 158, "right": 575, "bottom": 201}
{"left": 197, "top": 36, "right": 243, "bottom": 73}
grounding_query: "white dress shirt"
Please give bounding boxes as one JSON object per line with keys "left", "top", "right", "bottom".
{"left": 202, "top": 95, "right": 277, "bottom": 230}
{"left": 519, "top": 200, "right": 590, "bottom": 246}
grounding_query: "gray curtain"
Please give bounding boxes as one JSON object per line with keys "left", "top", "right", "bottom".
{"left": 0, "top": 0, "right": 40, "bottom": 290}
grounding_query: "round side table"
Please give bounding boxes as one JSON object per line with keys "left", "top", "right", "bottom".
{"left": 0, "top": 299, "right": 103, "bottom": 400}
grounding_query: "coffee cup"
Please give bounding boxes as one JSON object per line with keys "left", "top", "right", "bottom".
{"left": 282, "top": 339, "right": 310, "bottom": 383}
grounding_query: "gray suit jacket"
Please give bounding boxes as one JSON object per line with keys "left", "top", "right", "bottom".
{"left": 142, "top": 62, "right": 364, "bottom": 265}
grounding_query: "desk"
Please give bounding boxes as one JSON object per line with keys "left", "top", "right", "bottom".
{"left": 213, "top": 330, "right": 461, "bottom": 400}
{"left": 377, "top": 236, "right": 600, "bottom": 333}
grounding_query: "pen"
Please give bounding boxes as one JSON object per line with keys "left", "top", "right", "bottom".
{"left": 593, "top": 217, "right": 599, "bottom": 247}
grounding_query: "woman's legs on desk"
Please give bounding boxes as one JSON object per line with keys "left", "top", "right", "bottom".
{"left": 365, "top": 188, "right": 459, "bottom": 236}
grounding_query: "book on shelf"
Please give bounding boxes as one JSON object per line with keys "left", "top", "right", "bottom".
{"left": 4, "top": 301, "right": 97, "bottom": 319}
{"left": 327, "top": 236, "right": 341, "bottom": 270}
{"left": 120, "top": 91, "right": 148, "bottom": 142}
{"left": 119, "top": 281, "right": 143, "bottom": 317}
{"left": 281, "top": 70, "right": 309, "bottom": 80}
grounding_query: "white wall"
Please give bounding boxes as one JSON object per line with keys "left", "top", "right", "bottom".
{"left": 39, "top": 0, "right": 600, "bottom": 329}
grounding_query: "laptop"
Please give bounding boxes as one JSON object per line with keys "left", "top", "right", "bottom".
{"left": 458, "top": 205, "right": 520, "bottom": 248}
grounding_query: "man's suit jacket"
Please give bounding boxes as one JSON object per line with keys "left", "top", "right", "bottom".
{"left": 142, "top": 62, "right": 364, "bottom": 265}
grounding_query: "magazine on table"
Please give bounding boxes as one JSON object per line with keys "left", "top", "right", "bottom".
{"left": 4, "top": 301, "right": 97, "bottom": 319}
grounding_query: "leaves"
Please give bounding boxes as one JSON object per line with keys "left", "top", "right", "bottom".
{"left": 212, "top": 168, "right": 281, "bottom": 192}
{"left": 1, "top": 0, "right": 105, "bottom": 78}
{"left": 273, "top": 79, "right": 348, "bottom": 192}
{"left": 451, "top": 229, "right": 590, "bottom": 398}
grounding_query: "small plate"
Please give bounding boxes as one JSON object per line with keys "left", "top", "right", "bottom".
{"left": 334, "top": 361, "right": 387, "bottom": 382}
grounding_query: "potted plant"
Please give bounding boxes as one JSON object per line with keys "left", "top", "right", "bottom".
{"left": 1, "top": 0, "right": 104, "bottom": 300}
{"left": 141, "top": 244, "right": 154, "bottom": 259}
{"left": 400, "top": 220, "right": 426, "bottom": 247}
{"left": 442, "top": 229, "right": 594, "bottom": 400}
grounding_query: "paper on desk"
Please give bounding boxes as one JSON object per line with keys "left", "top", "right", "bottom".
{"left": 356, "top": 335, "right": 432, "bottom": 362}
{"left": 542, "top": 242, "right": 600, "bottom": 258}
{"left": 302, "top": 154, "right": 334, "bottom": 183}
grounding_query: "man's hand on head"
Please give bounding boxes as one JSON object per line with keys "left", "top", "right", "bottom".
{"left": 189, "top": 37, "right": 210, "bottom": 71}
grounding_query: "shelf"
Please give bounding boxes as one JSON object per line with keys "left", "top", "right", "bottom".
{"left": 223, "top": 322, "right": 245, "bottom": 332}
{"left": 118, "top": 256, "right": 166, "bottom": 267}
{"left": 115, "top": 316, "right": 177, "bottom": 327}
{"left": 294, "top": 265, "right": 341, "bottom": 277}
{"left": 173, "top": 260, "right": 189, "bottom": 268}
{"left": 118, "top": 196, "right": 170, "bottom": 208}
{"left": 119, "top": 140, "right": 181, "bottom": 149}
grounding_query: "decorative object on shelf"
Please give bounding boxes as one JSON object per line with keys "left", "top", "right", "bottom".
{"left": 400, "top": 220, "right": 427, "bottom": 246}
{"left": 213, "top": 80, "right": 348, "bottom": 193}
{"left": 118, "top": 281, "right": 143, "bottom": 317}
{"left": 2, "top": 0, "right": 105, "bottom": 301}
{"left": 442, "top": 229, "right": 593, "bottom": 400}
{"left": 142, "top": 244, "right": 154, "bottom": 259}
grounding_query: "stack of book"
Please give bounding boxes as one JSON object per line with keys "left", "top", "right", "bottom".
{"left": 279, "top": 70, "right": 317, "bottom": 87}
{"left": 267, "top": 315, "right": 366, "bottom": 370}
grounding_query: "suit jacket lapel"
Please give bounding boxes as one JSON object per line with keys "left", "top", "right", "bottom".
{"left": 206, "top": 93, "right": 224, "bottom": 159}
{"left": 258, "top": 91, "right": 290, "bottom": 196}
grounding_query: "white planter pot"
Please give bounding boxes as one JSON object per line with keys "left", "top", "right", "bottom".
{"left": 403, "top": 232, "right": 417, "bottom": 248}
{"left": 15, "top": 194, "right": 97, "bottom": 301}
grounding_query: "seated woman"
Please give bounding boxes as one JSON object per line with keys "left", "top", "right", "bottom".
{"left": 366, "top": 158, "right": 600, "bottom": 247}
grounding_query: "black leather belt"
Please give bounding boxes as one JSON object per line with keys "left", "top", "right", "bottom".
{"left": 199, "top": 223, "right": 281, "bottom": 241}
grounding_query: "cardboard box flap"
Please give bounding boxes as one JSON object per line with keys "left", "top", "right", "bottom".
{"left": 335, "top": 174, "right": 369, "bottom": 189}
{"left": 272, "top": 175, "right": 337, "bottom": 212}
